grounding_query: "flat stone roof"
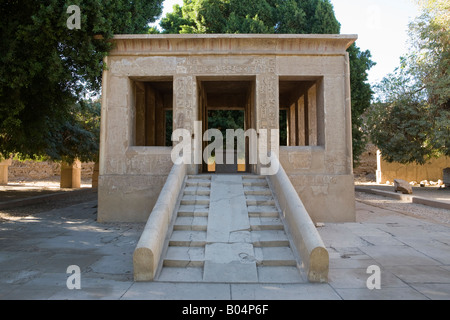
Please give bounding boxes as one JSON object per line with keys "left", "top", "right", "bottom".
{"left": 109, "top": 34, "right": 358, "bottom": 56}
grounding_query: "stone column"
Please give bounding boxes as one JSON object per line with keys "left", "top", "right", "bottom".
{"left": 0, "top": 158, "right": 12, "bottom": 185}
{"left": 173, "top": 75, "right": 197, "bottom": 175}
{"left": 444, "top": 168, "right": 450, "bottom": 188}
{"left": 92, "top": 162, "right": 99, "bottom": 188}
{"left": 255, "top": 71, "right": 279, "bottom": 175}
{"left": 60, "top": 159, "right": 81, "bottom": 188}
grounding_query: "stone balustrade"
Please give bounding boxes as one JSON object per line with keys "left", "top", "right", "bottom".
{"left": 133, "top": 160, "right": 187, "bottom": 281}
{"left": 267, "top": 154, "right": 329, "bottom": 283}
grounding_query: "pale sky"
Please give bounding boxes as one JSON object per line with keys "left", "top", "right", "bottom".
{"left": 332, "top": 0, "right": 420, "bottom": 84}
{"left": 156, "top": 0, "right": 421, "bottom": 85}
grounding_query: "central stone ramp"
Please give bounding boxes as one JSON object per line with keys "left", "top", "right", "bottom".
{"left": 157, "top": 174, "right": 305, "bottom": 283}
{"left": 204, "top": 175, "right": 256, "bottom": 282}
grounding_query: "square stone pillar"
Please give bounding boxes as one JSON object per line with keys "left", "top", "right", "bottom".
{"left": 173, "top": 75, "right": 198, "bottom": 175}
{"left": 0, "top": 158, "right": 12, "bottom": 185}
{"left": 255, "top": 72, "right": 279, "bottom": 175}
{"left": 92, "top": 162, "right": 99, "bottom": 188}
{"left": 60, "top": 159, "right": 81, "bottom": 188}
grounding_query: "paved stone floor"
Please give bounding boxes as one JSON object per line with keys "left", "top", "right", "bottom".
{"left": 0, "top": 187, "right": 449, "bottom": 300}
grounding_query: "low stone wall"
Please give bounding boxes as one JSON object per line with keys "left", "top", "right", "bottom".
{"left": 8, "top": 160, "right": 95, "bottom": 181}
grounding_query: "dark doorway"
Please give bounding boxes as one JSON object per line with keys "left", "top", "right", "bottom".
{"left": 198, "top": 78, "right": 255, "bottom": 173}
{"left": 133, "top": 78, "right": 173, "bottom": 147}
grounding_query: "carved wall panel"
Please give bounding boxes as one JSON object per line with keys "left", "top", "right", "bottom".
{"left": 175, "top": 56, "right": 276, "bottom": 75}
{"left": 174, "top": 76, "right": 196, "bottom": 133}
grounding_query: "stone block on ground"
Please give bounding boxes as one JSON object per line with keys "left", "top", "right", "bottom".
{"left": 394, "top": 179, "right": 413, "bottom": 194}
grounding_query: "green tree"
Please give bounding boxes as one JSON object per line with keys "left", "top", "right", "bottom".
{"left": 367, "top": 0, "right": 449, "bottom": 164}
{"left": 47, "top": 100, "right": 101, "bottom": 163}
{"left": 161, "top": 0, "right": 276, "bottom": 34}
{"left": 160, "top": 0, "right": 375, "bottom": 165}
{"left": 348, "top": 44, "right": 376, "bottom": 164}
{"left": 0, "top": 0, "right": 164, "bottom": 161}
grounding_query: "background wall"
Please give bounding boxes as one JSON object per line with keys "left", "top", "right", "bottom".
{"left": 8, "top": 160, "right": 95, "bottom": 181}
{"left": 377, "top": 154, "right": 450, "bottom": 184}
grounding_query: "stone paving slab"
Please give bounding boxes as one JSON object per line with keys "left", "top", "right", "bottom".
{"left": 207, "top": 175, "right": 250, "bottom": 243}
{"left": 203, "top": 176, "right": 259, "bottom": 283}
{"left": 257, "top": 266, "right": 306, "bottom": 283}
{"left": 230, "top": 283, "right": 340, "bottom": 300}
{"left": 334, "top": 287, "right": 428, "bottom": 300}
{"left": 203, "top": 243, "right": 258, "bottom": 283}
{"left": 122, "top": 282, "right": 231, "bottom": 300}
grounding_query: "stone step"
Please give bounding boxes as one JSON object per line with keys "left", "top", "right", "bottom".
{"left": 243, "top": 180, "right": 268, "bottom": 187}
{"left": 186, "top": 181, "right": 211, "bottom": 188}
{"left": 183, "top": 186, "right": 211, "bottom": 196}
{"left": 163, "top": 246, "right": 205, "bottom": 267}
{"left": 251, "top": 230, "right": 290, "bottom": 247}
{"left": 246, "top": 195, "right": 275, "bottom": 206}
{"left": 249, "top": 217, "right": 284, "bottom": 230}
{"left": 174, "top": 216, "right": 208, "bottom": 231}
{"left": 244, "top": 186, "right": 272, "bottom": 195}
{"left": 242, "top": 175, "right": 266, "bottom": 180}
{"left": 169, "top": 230, "right": 207, "bottom": 247}
{"left": 186, "top": 176, "right": 212, "bottom": 187}
{"left": 180, "top": 195, "right": 210, "bottom": 205}
{"left": 187, "top": 175, "right": 211, "bottom": 180}
{"left": 177, "top": 205, "right": 209, "bottom": 217}
{"left": 244, "top": 185, "right": 270, "bottom": 190}
{"left": 255, "top": 247, "right": 297, "bottom": 266}
{"left": 247, "top": 205, "right": 279, "bottom": 217}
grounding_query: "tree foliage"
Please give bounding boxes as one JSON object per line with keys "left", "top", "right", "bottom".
{"left": 47, "top": 100, "right": 101, "bottom": 163}
{"left": 161, "top": 0, "right": 341, "bottom": 34}
{"left": 366, "top": 0, "right": 449, "bottom": 164}
{"left": 0, "top": 0, "right": 164, "bottom": 161}
{"left": 160, "top": 0, "right": 375, "bottom": 165}
{"left": 348, "top": 44, "right": 376, "bottom": 164}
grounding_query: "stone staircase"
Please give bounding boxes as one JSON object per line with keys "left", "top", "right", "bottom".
{"left": 244, "top": 176, "right": 297, "bottom": 265}
{"left": 157, "top": 174, "right": 305, "bottom": 283}
{"left": 162, "top": 175, "right": 210, "bottom": 272}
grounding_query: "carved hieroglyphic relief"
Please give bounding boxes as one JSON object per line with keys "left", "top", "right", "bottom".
{"left": 177, "top": 57, "right": 275, "bottom": 75}
{"left": 110, "top": 57, "right": 177, "bottom": 76}
{"left": 176, "top": 56, "right": 276, "bottom": 75}
{"left": 174, "top": 76, "right": 195, "bottom": 132}
{"left": 257, "top": 74, "right": 278, "bottom": 130}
